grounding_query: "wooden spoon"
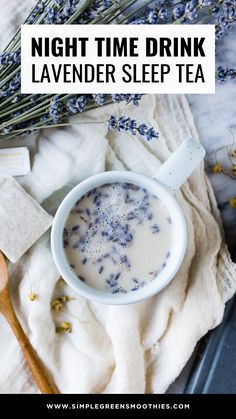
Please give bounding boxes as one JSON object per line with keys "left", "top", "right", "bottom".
{"left": 0, "top": 251, "right": 59, "bottom": 394}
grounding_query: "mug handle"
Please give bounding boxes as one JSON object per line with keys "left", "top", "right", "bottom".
{"left": 152, "top": 139, "right": 206, "bottom": 194}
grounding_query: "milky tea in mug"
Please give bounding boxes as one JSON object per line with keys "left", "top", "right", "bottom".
{"left": 63, "top": 182, "right": 173, "bottom": 294}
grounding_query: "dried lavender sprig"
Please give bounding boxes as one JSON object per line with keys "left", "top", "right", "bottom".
{"left": 93, "top": 93, "right": 142, "bottom": 107}
{"left": 111, "top": 94, "right": 142, "bottom": 106}
{"left": 76, "top": 0, "right": 114, "bottom": 24}
{"left": 129, "top": 0, "right": 196, "bottom": 24}
{"left": 46, "top": 93, "right": 142, "bottom": 124}
{"left": 26, "top": 0, "right": 48, "bottom": 24}
{"left": 118, "top": 0, "right": 156, "bottom": 24}
{"left": 0, "top": 92, "right": 141, "bottom": 130}
{"left": 0, "top": 50, "right": 21, "bottom": 67}
{"left": 90, "top": 0, "right": 137, "bottom": 24}
{"left": 43, "top": 0, "right": 91, "bottom": 24}
{"left": 107, "top": 115, "right": 159, "bottom": 141}
{"left": 43, "top": 0, "right": 133, "bottom": 25}
{"left": 98, "top": 0, "right": 141, "bottom": 25}
{"left": 216, "top": 66, "right": 236, "bottom": 81}
{"left": 128, "top": 0, "right": 236, "bottom": 40}
{"left": 0, "top": 115, "right": 159, "bottom": 143}
{"left": 180, "top": 0, "right": 236, "bottom": 39}
{"left": 214, "top": 0, "right": 236, "bottom": 39}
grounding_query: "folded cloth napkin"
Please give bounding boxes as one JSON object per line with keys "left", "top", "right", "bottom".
{"left": 0, "top": 0, "right": 236, "bottom": 394}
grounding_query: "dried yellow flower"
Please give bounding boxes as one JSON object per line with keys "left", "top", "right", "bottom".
{"left": 229, "top": 197, "right": 236, "bottom": 208}
{"left": 51, "top": 295, "right": 74, "bottom": 311}
{"left": 60, "top": 295, "right": 73, "bottom": 303}
{"left": 230, "top": 150, "right": 236, "bottom": 158}
{"left": 51, "top": 299, "right": 64, "bottom": 311}
{"left": 232, "top": 165, "right": 236, "bottom": 175}
{"left": 27, "top": 293, "right": 38, "bottom": 301}
{"left": 57, "top": 277, "right": 66, "bottom": 289}
{"left": 56, "top": 322, "right": 72, "bottom": 334}
{"left": 212, "top": 163, "right": 223, "bottom": 174}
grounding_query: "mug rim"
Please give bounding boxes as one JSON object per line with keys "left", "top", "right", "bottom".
{"left": 51, "top": 171, "right": 187, "bottom": 305}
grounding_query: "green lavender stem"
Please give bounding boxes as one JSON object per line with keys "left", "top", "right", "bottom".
{"left": 0, "top": 94, "right": 53, "bottom": 118}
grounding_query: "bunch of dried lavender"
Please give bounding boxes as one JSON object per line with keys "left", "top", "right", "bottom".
{"left": 0, "top": 0, "right": 154, "bottom": 141}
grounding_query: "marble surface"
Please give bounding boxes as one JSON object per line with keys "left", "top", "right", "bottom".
{"left": 167, "top": 26, "right": 236, "bottom": 394}
{"left": 188, "top": 26, "right": 236, "bottom": 257}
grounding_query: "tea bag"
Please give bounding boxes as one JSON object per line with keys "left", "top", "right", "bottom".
{"left": 0, "top": 176, "right": 53, "bottom": 263}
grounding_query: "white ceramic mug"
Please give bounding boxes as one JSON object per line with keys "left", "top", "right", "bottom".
{"left": 51, "top": 139, "right": 205, "bottom": 305}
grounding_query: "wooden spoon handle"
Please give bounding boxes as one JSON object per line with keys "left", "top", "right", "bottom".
{"left": 1, "top": 288, "right": 58, "bottom": 394}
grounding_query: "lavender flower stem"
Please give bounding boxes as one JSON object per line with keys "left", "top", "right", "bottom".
{"left": 0, "top": 115, "right": 159, "bottom": 144}
{"left": 0, "top": 94, "right": 53, "bottom": 118}
{"left": 65, "top": 0, "right": 94, "bottom": 24}
{"left": 0, "top": 120, "right": 107, "bottom": 141}
{"left": 0, "top": 91, "right": 21, "bottom": 109}
{"left": 0, "top": 95, "right": 59, "bottom": 128}
{"left": 24, "top": 120, "right": 106, "bottom": 131}
{"left": 0, "top": 65, "right": 18, "bottom": 82}
{"left": 103, "top": 0, "right": 141, "bottom": 24}
{"left": 118, "top": 0, "right": 154, "bottom": 24}
{"left": 0, "top": 67, "right": 19, "bottom": 89}
{"left": 91, "top": 0, "right": 135, "bottom": 25}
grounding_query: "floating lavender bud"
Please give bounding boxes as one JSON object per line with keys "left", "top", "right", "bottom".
{"left": 131, "top": 277, "right": 146, "bottom": 291}
{"left": 120, "top": 254, "right": 131, "bottom": 269}
{"left": 106, "top": 273, "right": 118, "bottom": 288}
{"left": 151, "top": 224, "right": 160, "bottom": 233}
